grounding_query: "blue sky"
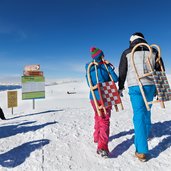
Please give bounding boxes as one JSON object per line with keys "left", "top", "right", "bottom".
{"left": 0, "top": 0, "right": 171, "bottom": 81}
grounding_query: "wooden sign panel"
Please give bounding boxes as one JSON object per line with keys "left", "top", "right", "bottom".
{"left": 7, "top": 91, "right": 18, "bottom": 108}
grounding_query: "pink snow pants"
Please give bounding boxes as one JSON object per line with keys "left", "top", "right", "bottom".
{"left": 90, "top": 100, "right": 111, "bottom": 152}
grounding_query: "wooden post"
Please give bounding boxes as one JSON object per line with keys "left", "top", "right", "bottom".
{"left": 33, "top": 99, "right": 35, "bottom": 110}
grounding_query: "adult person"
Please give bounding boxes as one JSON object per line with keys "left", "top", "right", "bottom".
{"left": 0, "top": 107, "right": 6, "bottom": 120}
{"left": 118, "top": 32, "right": 164, "bottom": 161}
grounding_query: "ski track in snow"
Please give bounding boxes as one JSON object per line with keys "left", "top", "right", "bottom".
{"left": 0, "top": 80, "right": 171, "bottom": 171}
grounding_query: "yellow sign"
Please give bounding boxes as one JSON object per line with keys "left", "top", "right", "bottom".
{"left": 7, "top": 91, "right": 18, "bottom": 108}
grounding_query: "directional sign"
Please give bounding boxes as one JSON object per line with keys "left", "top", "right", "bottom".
{"left": 24, "top": 64, "right": 40, "bottom": 71}
{"left": 22, "top": 76, "right": 45, "bottom": 100}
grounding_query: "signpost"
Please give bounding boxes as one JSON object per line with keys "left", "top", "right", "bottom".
{"left": 22, "top": 64, "right": 45, "bottom": 109}
{"left": 7, "top": 91, "right": 18, "bottom": 114}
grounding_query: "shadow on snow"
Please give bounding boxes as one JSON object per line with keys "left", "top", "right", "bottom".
{"left": 7, "top": 109, "right": 63, "bottom": 120}
{"left": 0, "top": 120, "right": 57, "bottom": 168}
{"left": 149, "top": 120, "right": 171, "bottom": 159}
{"left": 0, "top": 139, "right": 50, "bottom": 168}
{"left": 0, "top": 121, "right": 57, "bottom": 139}
{"left": 109, "top": 120, "right": 171, "bottom": 159}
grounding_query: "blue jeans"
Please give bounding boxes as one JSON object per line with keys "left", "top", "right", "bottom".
{"left": 129, "top": 85, "right": 156, "bottom": 154}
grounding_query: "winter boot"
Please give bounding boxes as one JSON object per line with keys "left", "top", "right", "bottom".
{"left": 135, "top": 152, "right": 146, "bottom": 162}
{"left": 97, "top": 149, "right": 109, "bottom": 158}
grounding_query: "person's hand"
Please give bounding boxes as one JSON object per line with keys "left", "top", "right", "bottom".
{"left": 154, "top": 90, "right": 158, "bottom": 100}
{"left": 118, "top": 89, "right": 124, "bottom": 97}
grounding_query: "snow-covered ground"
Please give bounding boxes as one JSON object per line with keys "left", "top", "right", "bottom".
{"left": 0, "top": 78, "right": 171, "bottom": 171}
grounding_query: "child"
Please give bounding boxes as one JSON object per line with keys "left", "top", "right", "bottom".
{"left": 85, "top": 47, "right": 118, "bottom": 158}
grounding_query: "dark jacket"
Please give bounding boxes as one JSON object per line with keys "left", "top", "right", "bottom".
{"left": 0, "top": 107, "right": 6, "bottom": 120}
